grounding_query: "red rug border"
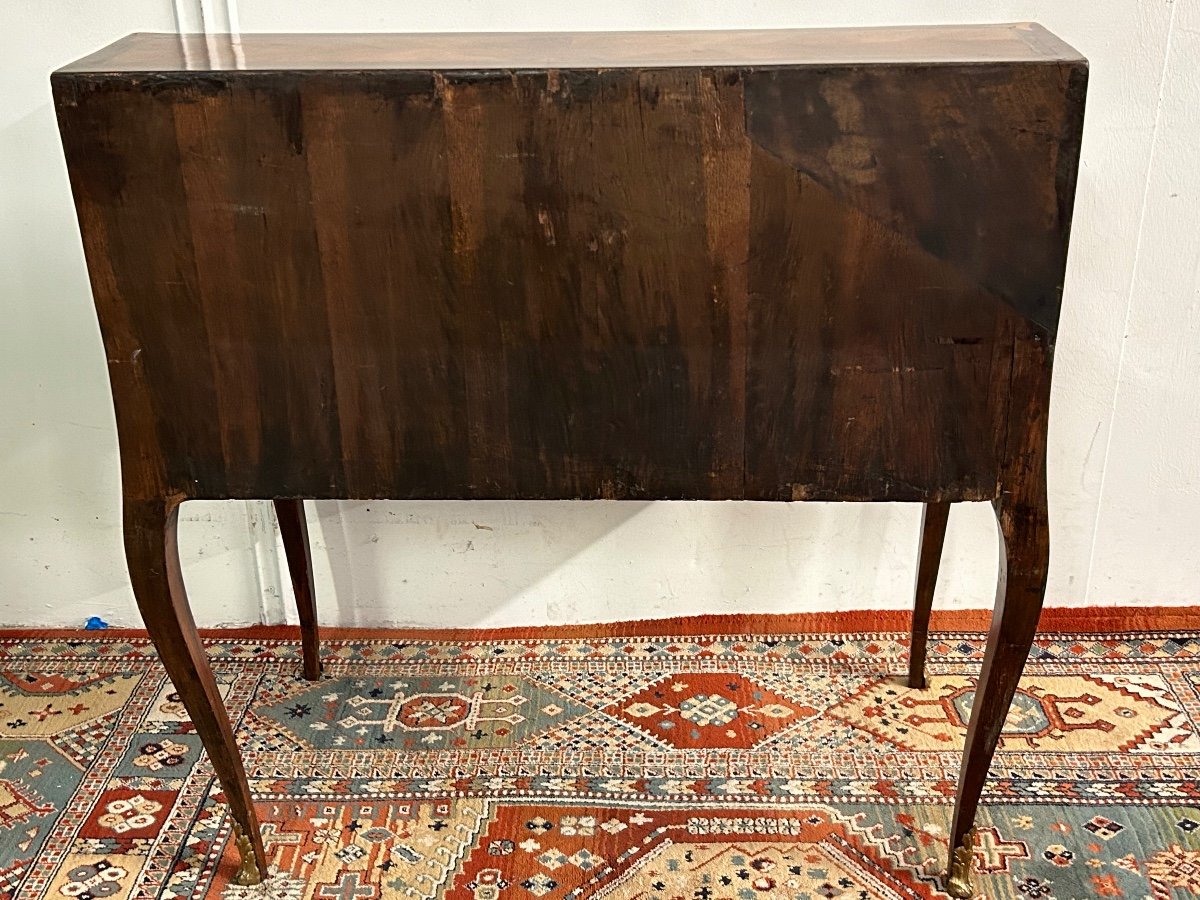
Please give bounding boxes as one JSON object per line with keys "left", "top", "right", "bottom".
{"left": 0, "top": 606, "right": 1196, "bottom": 642}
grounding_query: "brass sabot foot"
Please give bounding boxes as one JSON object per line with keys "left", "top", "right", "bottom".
{"left": 231, "top": 820, "right": 264, "bottom": 886}
{"left": 945, "top": 828, "right": 977, "bottom": 898}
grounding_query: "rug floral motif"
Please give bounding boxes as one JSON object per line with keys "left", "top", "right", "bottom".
{"left": 2, "top": 625, "right": 1200, "bottom": 899}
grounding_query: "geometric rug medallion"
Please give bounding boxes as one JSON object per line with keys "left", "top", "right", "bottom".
{"left": 2, "top": 618, "right": 1200, "bottom": 899}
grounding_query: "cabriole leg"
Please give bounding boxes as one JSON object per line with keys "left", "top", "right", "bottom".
{"left": 124, "top": 497, "right": 267, "bottom": 885}
{"left": 909, "top": 501, "right": 950, "bottom": 689}
{"left": 273, "top": 499, "right": 322, "bottom": 680}
{"left": 946, "top": 490, "right": 1049, "bottom": 897}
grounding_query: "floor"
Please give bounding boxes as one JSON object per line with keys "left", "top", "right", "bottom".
{"left": 1, "top": 615, "right": 1199, "bottom": 899}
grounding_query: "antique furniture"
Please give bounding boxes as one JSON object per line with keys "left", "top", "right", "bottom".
{"left": 53, "top": 24, "right": 1086, "bottom": 895}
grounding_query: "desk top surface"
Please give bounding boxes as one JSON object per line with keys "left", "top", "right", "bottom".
{"left": 58, "top": 23, "right": 1082, "bottom": 74}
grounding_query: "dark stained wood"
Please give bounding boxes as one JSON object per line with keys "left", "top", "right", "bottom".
{"left": 745, "top": 63, "right": 1083, "bottom": 337}
{"left": 52, "top": 45, "right": 1086, "bottom": 504}
{"left": 274, "top": 500, "right": 321, "bottom": 680}
{"left": 946, "top": 330, "right": 1055, "bottom": 890}
{"left": 53, "top": 25, "right": 1087, "bottom": 890}
{"left": 909, "top": 502, "right": 950, "bottom": 689}
{"left": 123, "top": 498, "right": 266, "bottom": 885}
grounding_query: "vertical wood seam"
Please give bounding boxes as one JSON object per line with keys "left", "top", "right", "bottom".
{"left": 220, "top": 0, "right": 275, "bottom": 625}
{"left": 191, "top": 0, "right": 279, "bottom": 623}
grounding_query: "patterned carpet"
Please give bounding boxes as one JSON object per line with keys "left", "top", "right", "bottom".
{"left": 3, "top": 615, "right": 1200, "bottom": 900}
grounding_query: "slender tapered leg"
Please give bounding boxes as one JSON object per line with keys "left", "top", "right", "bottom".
{"left": 909, "top": 502, "right": 951, "bottom": 689}
{"left": 124, "top": 498, "right": 267, "bottom": 885}
{"left": 273, "top": 499, "right": 321, "bottom": 680}
{"left": 945, "top": 489, "right": 1049, "bottom": 898}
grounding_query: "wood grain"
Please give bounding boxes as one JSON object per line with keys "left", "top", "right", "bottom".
{"left": 53, "top": 47, "right": 1085, "bottom": 505}
{"left": 123, "top": 497, "right": 266, "bottom": 883}
{"left": 57, "top": 24, "right": 1084, "bottom": 74}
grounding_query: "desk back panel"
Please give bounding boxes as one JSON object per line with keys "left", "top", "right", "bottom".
{"left": 54, "top": 34, "right": 1086, "bottom": 502}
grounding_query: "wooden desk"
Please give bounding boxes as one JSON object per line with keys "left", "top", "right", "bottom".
{"left": 53, "top": 25, "right": 1086, "bottom": 895}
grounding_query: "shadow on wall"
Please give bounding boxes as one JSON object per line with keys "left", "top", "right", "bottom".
{"left": 309, "top": 499, "right": 649, "bottom": 627}
{"left": 289, "top": 498, "right": 958, "bottom": 628}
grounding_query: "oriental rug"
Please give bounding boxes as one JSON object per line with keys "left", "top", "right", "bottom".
{"left": 2, "top": 611, "right": 1200, "bottom": 900}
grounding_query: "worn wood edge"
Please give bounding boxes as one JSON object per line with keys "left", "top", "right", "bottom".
{"left": 51, "top": 61, "right": 1088, "bottom": 84}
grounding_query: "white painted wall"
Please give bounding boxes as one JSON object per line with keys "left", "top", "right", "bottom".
{"left": 1, "top": 0, "right": 1196, "bottom": 629}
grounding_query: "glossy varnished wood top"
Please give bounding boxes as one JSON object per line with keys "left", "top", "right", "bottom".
{"left": 57, "top": 23, "right": 1083, "bottom": 74}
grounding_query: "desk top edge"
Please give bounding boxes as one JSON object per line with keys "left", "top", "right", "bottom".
{"left": 56, "top": 23, "right": 1085, "bottom": 76}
